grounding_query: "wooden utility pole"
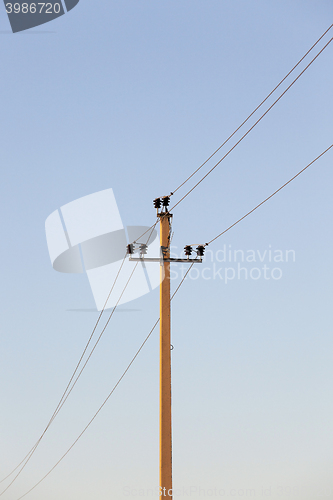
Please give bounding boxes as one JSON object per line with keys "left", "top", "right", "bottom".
{"left": 127, "top": 196, "right": 204, "bottom": 500}
{"left": 159, "top": 212, "right": 172, "bottom": 499}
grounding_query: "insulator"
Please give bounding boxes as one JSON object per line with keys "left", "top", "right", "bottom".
{"left": 162, "top": 196, "right": 170, "bottom": 207}
{"left": 196, "top": 245, "right": 205, "bottom": 257}
{"left": 140, "top": 244, "right": 148, "bottom": 255}
{"left": 153, "top": 198, "right": 162, "bottom": 209}
{"left": 127, "top": 244, "right": 134, "bottom": 255}
{"left": 184, "top": 245, "right": 193, "bottom": 256}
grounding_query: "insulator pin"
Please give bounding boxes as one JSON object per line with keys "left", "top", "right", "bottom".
{"left": 184, "top": 245, "right": 193, "bottom": 256}
{"left": 139, "top": 244, "right": 148, "bottom": 255}
{"left": 127, "top": 244, "right": 134, "bottom": 255}
{"left": 153, "top": 198, "right": 162, "bottom": 209}
{"left": 162, "top": 196, "right": 170, "bottom": 207}
{"left": 196, "top": 245, "right": 205, "bottom": 257}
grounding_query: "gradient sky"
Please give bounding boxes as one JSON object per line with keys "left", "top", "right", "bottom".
{"left": 1, "top": 1, "right": 333, "bottom": 499}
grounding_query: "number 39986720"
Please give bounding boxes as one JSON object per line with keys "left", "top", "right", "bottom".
{"left": 5, "top": 3, "right": 61, "bottom": 14}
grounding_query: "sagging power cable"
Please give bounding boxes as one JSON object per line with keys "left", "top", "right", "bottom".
{"left": 196, "top": 144, "right": 333, "bottom": 248}
{"left": 169, "top": 35, "right": 333, "bottom": 213}
{"left": 129, "top": 24, "right": 333, "bottom": 249}
{"left": 14, "top": 264, "right": 194, "bottom": 500}
{"left": 0, "top": 255, "right": 132, "bottom": 495}
{"left": 1, "top": 223, "right": 158, "bottom": 494}
{"left": 0, "top": 253, "right": 128, "bottom": 486}
{"left": 171, "top": 23, "right": 333, "bottom": 196}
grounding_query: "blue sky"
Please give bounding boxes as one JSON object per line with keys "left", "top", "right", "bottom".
{"left": 0, "top": 1, "right": 333, "bottom": 499}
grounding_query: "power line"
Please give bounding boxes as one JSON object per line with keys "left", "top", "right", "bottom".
{"left": 50, "top": 263, "right": 140, "bottom": 414}
{"left": 0, "top": 253, "right": 127, "bottom": 484}
{"left": 15, "top": 142, "right": 332, "bottom": 499}
{"left": 1, "top": 224, "right": 158, "bottom": 494}
{"left": 129, "top": 219, "right": 160, "bottom": 248}
{"left": 171, "top": 23, "right": 333, "bottom": 196}
{"left": 0, "top": 254, "right": 130, "bottom": 495}
{"left": 4, "top": 23, "right": 332, "bottom": 497}
{"left": 14, "top": 264, "right": 194, "bottom": 500}
{"left": 169, "top": 36, "right": 333, "bottom": 213}
{"left": 130, "top": 25, "right": 333, "bottom": 249}
{"left": 200, "top": 144, "right": 332, "bottom": 246}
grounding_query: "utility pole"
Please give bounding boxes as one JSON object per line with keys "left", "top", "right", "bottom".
{"left": 159, "top": 210, "right": 172, "bottom": 498}
{"left": 128, "top": 196, "right": 205, "bottom": 500}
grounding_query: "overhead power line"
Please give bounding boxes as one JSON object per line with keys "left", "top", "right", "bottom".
{"left": 14, "top": 264, "right": 194, "bottom": 500}
{"left": 0, "top": 254, "right": 133, "bottom": 495}
{"left": 0, "top": 254, "right": 126, "bottom": 483}
{"left": 169, "top": 35, "right": 333, "bottom": 213}
{"left": 171, "top": 23, "right": 333, "bottom": 196}
{"left": 3, "top": 23, "right": 332, "bottom": 499}
{"left": 130, "top": 24, "right": 333, "bottom": 247}
{"left": 15, "top": 142, "right": 333, "bottom": 499}
{"left": 201, "top": 144, "right": 332, "bottom": 246}
{"left": 1, "top": 223, "right": 159, "bottom": 494}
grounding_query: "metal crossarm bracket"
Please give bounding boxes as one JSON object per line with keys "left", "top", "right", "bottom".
{"left": 128, "top": 256, "right": 202, "bottom": 263}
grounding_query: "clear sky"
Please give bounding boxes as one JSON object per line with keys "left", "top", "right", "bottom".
{"left": 1, "top": 1, "right": 333, "bottom": 499}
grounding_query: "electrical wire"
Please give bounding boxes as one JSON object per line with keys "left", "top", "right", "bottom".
{"left": 14, "top": 264, "right": 194, "bottom": 500}
{"left": 130, "top": 219, "right": 160, "bottom": 246}
{"left": 200, "top": 144, "right": 333, "bottom": 246}
{"left": 4, "top": 24, "right": 332, "bottom": 494}
{"left": 1, "top": 224, "right": 158, "bottom": 494}
{"left": 0, "top": 253, "right": 128, "bottom": 486}
{"left": 171, "top": 23, "right": 333, "bottom": 196}
{"left": 0, "top": 255, "right": 131, "bottom": 495}
{"left": 169, "top": 36, "right": 333, "bottom": 214}
{"left": 15, "top": 143, "right": 332, "bottom": 498}
{"left": 129, "top": 24, "right": 333, "bottom": 250}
